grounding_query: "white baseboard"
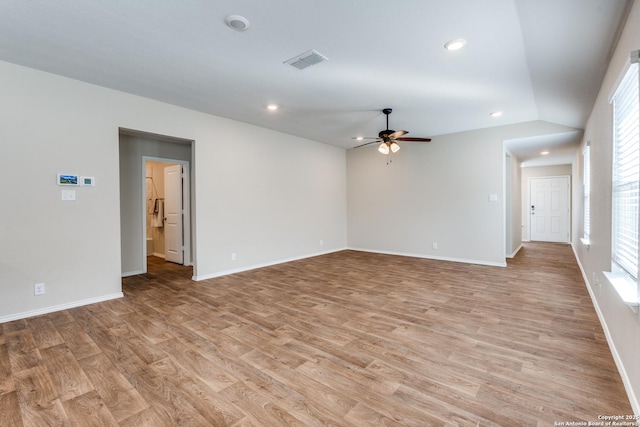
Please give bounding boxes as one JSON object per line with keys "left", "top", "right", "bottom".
{"left": 192, "top": 246, "right": 507, "bottom": 281}
{"left": 506, "top": 243, "right": 523, "bottom": 259}
{"left": 121, "top": 270, "right": 144, "bottom": 278}
{"left": 0, "top": 292, "right": 124, "bottom": 324}
{"left": 192, "top": 248, "right": 348, "bottom": 281}
{"left": 347, "top": 247, "right": 508, "bottom": 267}
{"left": 571, "top": 244, "right": 639, "bottom": 415}
{"left": 152, "top": 252, "right": 165, "bottom": 259}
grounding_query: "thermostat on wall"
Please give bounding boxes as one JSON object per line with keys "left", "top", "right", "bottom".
{"left": 81, "top": 176, "right": 95, "bottom": 186}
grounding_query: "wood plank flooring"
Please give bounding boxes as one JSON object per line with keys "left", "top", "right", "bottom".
{"left": 0, "top": 243, "right": 633, "bottom": 426}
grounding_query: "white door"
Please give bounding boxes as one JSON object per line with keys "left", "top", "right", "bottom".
{"left": 164, "top": 164, "right": 183, "bottom": 264}
{"left": 530, "top": 176, "right": 570, "bottom": 243}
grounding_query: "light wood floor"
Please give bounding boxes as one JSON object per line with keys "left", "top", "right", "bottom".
{"left": 1, "top": 243, "right": 632, "bottom": 426}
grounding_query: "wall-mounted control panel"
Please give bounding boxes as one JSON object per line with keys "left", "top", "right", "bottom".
{"left": 57, "top": 173, "right": 95, "bottom": 201}
{"left": 57, "top": 173, "right": 79, "bottom": 186}
{"left": 81, "top": 176, "right": 95, "bottom": 186}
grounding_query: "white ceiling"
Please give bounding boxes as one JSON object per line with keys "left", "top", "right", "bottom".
{"left": 0, "top": 0, "right": 631, "bottom": 165}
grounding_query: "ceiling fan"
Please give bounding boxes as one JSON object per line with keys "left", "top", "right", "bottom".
{"left": 352, "top": 108, "right": 432, "bottom": 155}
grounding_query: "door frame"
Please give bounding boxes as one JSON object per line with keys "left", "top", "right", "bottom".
{"left": 527, "top": 175, "right": 571, "bottom": 243}
{"left": 142, "top": 156, "right": 191, "bottom": 272}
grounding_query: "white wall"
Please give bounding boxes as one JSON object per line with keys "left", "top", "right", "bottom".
{"left": 193, "top": 120, "right": 348, "bottom": 279}
{"left": 505, "top": 152, "right": 522, "bottom": 257}
{"left": 347, "top": 120, "right": 577, "bottom": 266}
{"left": 572, "top": 0, "right": 640, "bottom": 414}
{"left": 0, "top": 60, "right": 347, "bottom": 321}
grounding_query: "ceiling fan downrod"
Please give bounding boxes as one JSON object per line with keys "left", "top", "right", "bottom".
{"left": 382, "top": 108, "right": 393, "bottom": 137}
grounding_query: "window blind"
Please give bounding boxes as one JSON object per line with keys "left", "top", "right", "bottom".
{"left": 611, "top": 60, "right": 639, "bottom": 278}
{"left": 583, "top": 143, "right": 591, "bottom": 237}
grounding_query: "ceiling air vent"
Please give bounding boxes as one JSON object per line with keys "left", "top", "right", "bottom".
{"left": 283, "top": 49, "right": 328, "bottom": 70}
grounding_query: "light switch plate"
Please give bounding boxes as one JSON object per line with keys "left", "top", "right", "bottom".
{"left": 61, "top": 190, "right": 76, "bottom": 201}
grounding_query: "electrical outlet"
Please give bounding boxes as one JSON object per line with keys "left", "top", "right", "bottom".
{"left": 320, "top": 239, "right": 324, "bottom": 246}
{"left": 34, "top": 283, "right": 45, "bottom": 296}
{"left": 231, "top": 252, "right": 236, "bottom": 261}
{"left": 432, "top": 243, "right": 438, "bottom": 250}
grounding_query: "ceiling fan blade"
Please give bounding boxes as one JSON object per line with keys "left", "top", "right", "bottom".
{"left": 387, "top": 130, "right": 408, "bottom": 139}
{"left": 353, "top": 140, "right": 381, "bottom": 149}
{"left": 351, "top": 136, "right": 379, "bottom": 140}
{"left": 395, "top": 137, "right": 432, "bottom": 142}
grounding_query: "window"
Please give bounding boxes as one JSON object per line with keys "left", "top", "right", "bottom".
{"left": 611, "top": 54, "right": 639, "bottom": 279}
{"left": 583, "top": 142, "right": 591, "bottom": 238}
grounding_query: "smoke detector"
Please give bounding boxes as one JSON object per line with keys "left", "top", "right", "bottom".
{"left": 283, "top": 49, "right": 328, "bottom": 70}
{"left": 225, "top": 15, "right": 250, "bottom": 31}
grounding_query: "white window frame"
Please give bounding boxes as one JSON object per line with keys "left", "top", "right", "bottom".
{"left": 611, "top": 59, "right": 639, "bottom": 279}
{"left": 605, "top": 50, "right": 640, "bottom": 313}
{"left": 583, "top": 142, "right": 591, "bottom": 239}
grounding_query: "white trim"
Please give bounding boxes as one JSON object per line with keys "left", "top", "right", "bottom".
{"left": 142, "top": 156, "right": 191, "bottom": 273}
{"left": 192, "top": 248, "right": 349, "bottom": 281}
{"left": 121, "top": 270, "right": 144, "bottom": 278}
{"left": 610, "top": 60, "right": 640, "bottom": 280}
{"left": 193, "top": 246, "right": 509, "bottom": 281}
{"left": 571, "top": 244, "right": 640, "bottom": 415}
{"left": 503, "top": 151, "right": 508, "bottom": 267}
{"left": 506, "top": 243, "right": 523, "bottom": 259}
{"left": 583, "top": 142, "right": 591, "bottom": 238}
{"left": 347, "top": 247, "right": 508, "bottom": 267}
{"left": 152, "top": 252, "right": 166, "bottom": 259}
{"left": 603, "top": 271, "right": 640, "bottom": 313}
{"left": 607, "top": 51, "right": 637, "bottom": 104}
{"left": 0, "top": 292, "right": 124, "bottom": 324}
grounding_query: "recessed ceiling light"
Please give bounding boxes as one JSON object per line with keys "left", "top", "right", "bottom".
{"left": 444, "top": 38, "right": 467, "bottom": 51}
{"left": 490, "top": 111, "right": 503, "bottom": 118}
{"left": 541, "top": 151, "right": 550, "bottom": 155}
{"left": 225, "top": 15, "right": 250, "bottom": 31}
{"left": 266, "top": 104, "right": 278, "bottom": 111}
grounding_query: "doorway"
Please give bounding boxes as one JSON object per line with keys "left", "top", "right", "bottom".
{"left": 144, "top": 159, "right": 190, "bottom": 268}
{"left": 529, "top": 176, "right": 570, "bottom": 243}
{"left": 119, "top": 129, "right": 194, "bottom": 278}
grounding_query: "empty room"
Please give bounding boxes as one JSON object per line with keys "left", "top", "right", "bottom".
{"left": 0, "top": 1, "right": 639, "bottom": 425}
